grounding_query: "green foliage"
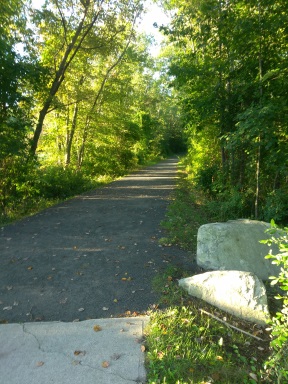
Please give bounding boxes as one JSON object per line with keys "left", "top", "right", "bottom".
{"left": 263, "top": 190, "right": 288, "bottom": 224}
{"left": 262, "top": 221, "right": 288, "bottom": 383}
{"left": 160, "top": 166, "right": 212, "bottom": 252}
{"left": 206, "top": 189, "right": 252, "bottom": 222}
{"left": 0, "top": 0, "right": 185, "bottom": 220}
{"left": 37, "top": 166, "right": 95, "bottom": 199}
{"left": 163, "top": 0, "right": 288, "bottom": 224}
{"left": 0, "top": 157, "right": 37, "bottom": 219}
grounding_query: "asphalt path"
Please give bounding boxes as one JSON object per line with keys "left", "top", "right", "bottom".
{"left": 0, "top": 157, "right": 197, "bottom": 323}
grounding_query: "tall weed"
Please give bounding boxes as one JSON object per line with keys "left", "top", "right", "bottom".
{"left": 261, "top": 221, "right": 288, "bottom": 383}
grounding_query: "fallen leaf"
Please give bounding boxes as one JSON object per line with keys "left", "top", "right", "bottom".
{"left": 121, "top": 277, "right": 127, "bottom": 281}
{"left": 74, "top": 350, "right": 86, "bottom": 356}
{"left": 27, "top": 266, "right": 33, "bottom": 270}
{"left": 216, "top": 355, "right": 224, "bottom": 361}
{"left": 113, "top": 299, "right": 118, "bottom": 303}
{"left": 36, "top": 361, "right": 44, "bottom": 367}
{"left": 93, "top": 325, "right": 102, "bottom": 332}
{"left": 102, "top": 307, "right": 109, "bottom": 311}
{"left": 6, "top": 286, "right": 13, "bottom": 290}
{"left": 78, "top": 308, "right": 85, "bottom": 312}
{"left": 102, "top": 361, "right": 109, "bottom": 368}
{"left": 3, "top": 306, "right": 13, "bottom": 311}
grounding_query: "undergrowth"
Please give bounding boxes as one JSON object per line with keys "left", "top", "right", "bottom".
{"left": 159, "top": 168, "right": 213, "bottom": 253}
{"left": 146, "top": 160, "right": 287, "bottom": 383}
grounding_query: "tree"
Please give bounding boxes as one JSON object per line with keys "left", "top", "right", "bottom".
{"left": 30, "top": 0, "right": 143, "bottom": 157}
{"left": 162, "top": 0, "right": 288, "bottom": 222}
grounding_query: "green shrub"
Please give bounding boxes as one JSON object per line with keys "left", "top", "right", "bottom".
{"left": 38, "top": 166, "right": 94, "bottom": 199}
{"left": 262, "top": 221, "right": 288, "bottom": 383}
{"left": 196, "top": 165, "right": 219, "bottom": 195}
{"left": 263, "top": 190, "right": 288, "bottom": 225}
{"left": 0, "top": 156, "right": 39, "bottom": 218}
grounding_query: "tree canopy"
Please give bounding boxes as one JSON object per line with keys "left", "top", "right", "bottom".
{"left": 161, "top": 0, "right": 288, "bottom": 223}
{"left": 1, "top": 0, "right": 287, "bottom": 224}
{"left": 0, "top": 0, "right": 184, "bottom": 218}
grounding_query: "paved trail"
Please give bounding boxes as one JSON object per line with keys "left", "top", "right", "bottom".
{"left": 0, "top": 157, "right": 197, "bottom": 323}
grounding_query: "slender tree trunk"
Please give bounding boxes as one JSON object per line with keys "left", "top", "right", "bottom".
{"left": 65, "top": 103, "right": 78, "bottom": 167}
{"left": 255, "top": 137, "right": 261, "bottom": 219}
{"left": 255, "top": 0, "right": 263, "bottom": 219}
{"left": 30, "top": 100, "right": 51, "bottom": 156}
{"left": 77, "top": 126, "right": 88, "bottom": 169}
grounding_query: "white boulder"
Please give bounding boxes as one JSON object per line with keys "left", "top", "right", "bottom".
{"left": 197, "top": 219, "right": 279, "bottom": 280}
{"left": 179, "top": 270, "right": 270, "bottom": 326}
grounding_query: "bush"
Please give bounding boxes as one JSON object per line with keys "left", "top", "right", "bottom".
{"left": 262, "top": 221, "right": 288, "bottom": 383}
{"left": 38, "top": 166, "right": 94, "bottom": 199}
{"left": 0, "top": 156, "right": 39, "bottom": 218}
{"left": 263, "top": 190, "right": 288, "bottom": 225}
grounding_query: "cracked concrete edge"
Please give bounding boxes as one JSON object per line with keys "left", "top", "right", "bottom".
{"left": 1, "top": 317, "right": 151, "bottom": 384}
{"left": 136, "top": 317, "right": 150, "bottom": 383}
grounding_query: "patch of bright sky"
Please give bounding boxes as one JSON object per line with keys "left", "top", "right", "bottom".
{"left": 137, "top": 1, "right": 171, "bottom": 56}
{"left": 31, "top": 0, "right": 170, "bottom": 55}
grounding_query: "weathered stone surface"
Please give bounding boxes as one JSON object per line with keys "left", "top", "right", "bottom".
{"left": 179, "top": 270, "right": 270, "bottom": 325}
{"left": 197, "top": 219, "right": 279, "bottom": 280}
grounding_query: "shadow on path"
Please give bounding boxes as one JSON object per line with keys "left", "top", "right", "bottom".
{"left": 0, "top": 157, "right": 197, "bottom": 323}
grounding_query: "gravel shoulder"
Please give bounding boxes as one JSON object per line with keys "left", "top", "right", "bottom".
{"left": 0, "top": 157, "right": 197, "bottom": 323}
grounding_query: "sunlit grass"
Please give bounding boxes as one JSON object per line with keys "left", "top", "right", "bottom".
{"left": 146, "top": 269, "right": 271, "bottom": 384}
{"left": 160, "top": 170, "right": 213, "bottom": 253}
{"left": 146, "top": 165, "right": 271, "bottom": 383}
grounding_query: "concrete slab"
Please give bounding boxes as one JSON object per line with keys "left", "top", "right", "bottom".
{"left": 0, "top": 317, "right": 149, "bottom": 384}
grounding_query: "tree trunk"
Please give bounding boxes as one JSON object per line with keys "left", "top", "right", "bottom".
{"left": 255, "top": 0, "right": 263, "bottom": 219}
{"left": 65, "top": 103, "right": 78, "bottom": 167}
{"left": 255, "top": 137, "right": 261, "bottom": 219}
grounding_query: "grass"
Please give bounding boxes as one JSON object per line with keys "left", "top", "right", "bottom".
{"left": 146, "top": 264, "right": 271, "bottom": 383}
{"left": 144, "top": 163, "right": 274, "bottom": 383}
{"left": 159, "top": 168, "right": 214, "bottom": 253}
{"left": 146, "top": 272, "right": 271, "bottom": 383}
